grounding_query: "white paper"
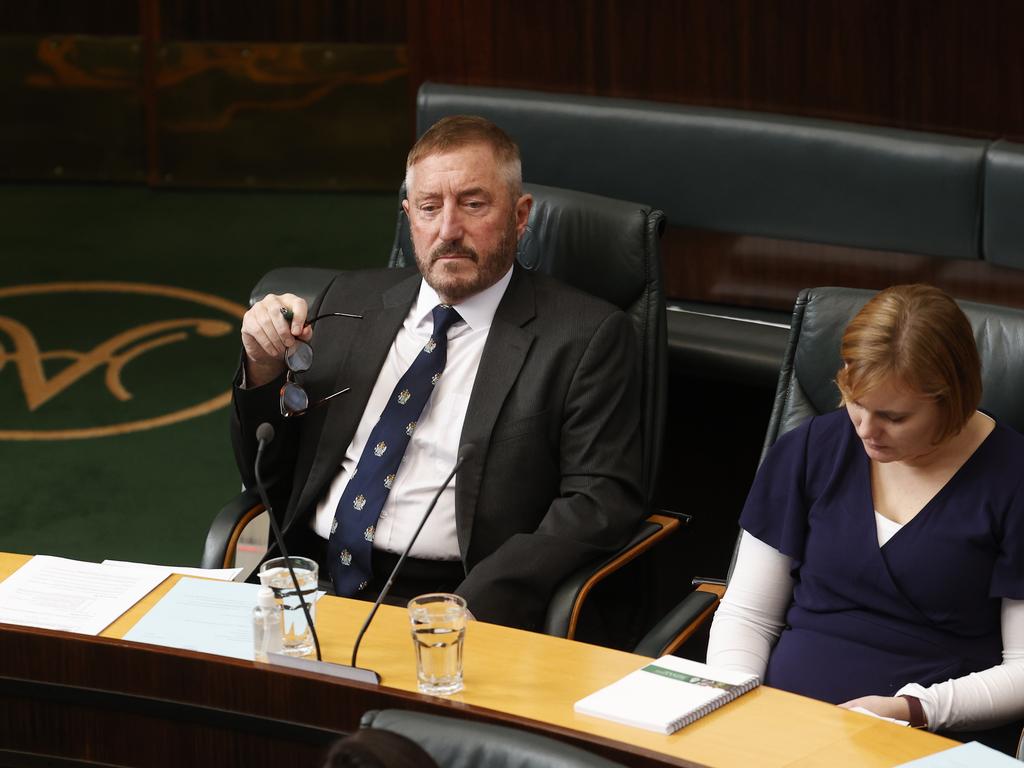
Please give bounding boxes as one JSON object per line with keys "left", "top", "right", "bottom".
{"left": 123, "top": 577, "right": 262, "bottom": 660}
{"left": 0, "top": 555, "right": 169, "bottom": 635}
{"left": 894, "top": 741, "right": 1023, "bottom": 767}
{"left": 122, "top": 578, "right": 326, "bottom": 661}
{"left": 101, "top": 559, "right": 244, "bottom": 582}
{"left": 574, "top": 655, "right": 759, "bottom": 734}
{"left": 849, "top": 705, "right": 910, "bottom": 726}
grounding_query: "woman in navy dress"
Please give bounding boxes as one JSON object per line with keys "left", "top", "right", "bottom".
{"left": 707, "top": 284, "right": 1024, "bottom": 749}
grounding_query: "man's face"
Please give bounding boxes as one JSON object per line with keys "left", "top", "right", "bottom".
{"left": 402, "top": 144, "right": 532, "bottom": 305}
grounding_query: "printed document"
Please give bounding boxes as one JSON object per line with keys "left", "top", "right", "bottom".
{"left": 101, "top": 559, "right": 244, "bottom": 581}
{"left": 0, "top": 555, "right": 168, "bottom": 635}
{"left": 123, "top": 577, "right": 261, "bottom": 660}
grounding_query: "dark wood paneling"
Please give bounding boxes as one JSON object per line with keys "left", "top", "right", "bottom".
{"left": 155, "top": 41, "right": 408, "bottom": 189}
{"left": 0, "top": 0, "right": 139, "bottom": 35}
{"left": 0, "top": 36, "right": 145, "bottom": 182}
{"left": 7, "top": 1, "right": 1024, "bottom": 139}
{"left": 0, "top": 34, "right": 408, "bottom": 188}
{"left": 407, "top": 0, "right": 1024, "bottom": 141}
{"left": 407, "top": 0, "right": 1024, "bottom": 305}
{"left": 0, "top": 0, "right": 404, "bottom": 42}
{"left": 662, "top": 227, "right": 1024, "bottom": 313}
{"left": 0, "top": 624, "right": 683, "bottom": 768}
{"left": 160, "top": 0, "right": 405, "bottom": 42}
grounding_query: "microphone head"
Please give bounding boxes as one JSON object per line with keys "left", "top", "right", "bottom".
{"left": 256, "top": 422, "right": 275, "bottom": 444}
{"left": 457, "top": 442, "right": 476, "bottom": 463}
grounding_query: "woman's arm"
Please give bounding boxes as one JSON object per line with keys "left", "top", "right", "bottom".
{"left": 890, "top": 598, "right": 1024, "bottom": 732}
{"left": 706, "top": 530, "right": 795, "bottom": 677}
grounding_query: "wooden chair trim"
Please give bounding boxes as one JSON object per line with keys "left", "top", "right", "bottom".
{"left": 657, "top": 582, "right": 726, "bottom": 656}
{"left": 221, "top": 503, "right": 266, "bottom": 569}
{"left": 659, "top": 598, "right": 720, "bottom": 657}
{"left": 695, "top": 582, "right": 726, "bottom": 599}
{"left": 566, "top": 513, "right": 682, "bottom": 639}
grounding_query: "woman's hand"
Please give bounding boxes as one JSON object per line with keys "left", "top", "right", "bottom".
{"left": 839, "top": 695, "right": 912, "bottom": 722}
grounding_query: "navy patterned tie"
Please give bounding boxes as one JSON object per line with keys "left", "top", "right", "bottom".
{"left": 328, "top": 304, "right": 462, "bottom": 596}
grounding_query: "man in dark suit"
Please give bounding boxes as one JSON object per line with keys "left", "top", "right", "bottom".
{"left": 232, "top": 116, "right": 643, "bottom": 631}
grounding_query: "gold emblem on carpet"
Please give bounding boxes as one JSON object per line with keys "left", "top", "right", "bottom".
{"left": 0, "top": 281, "right": 246, "bottom": 440}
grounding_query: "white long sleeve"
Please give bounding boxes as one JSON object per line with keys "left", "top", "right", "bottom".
{"left": 706, "top": 531, "right": 793, "bottom": 677}
{"left": 706, "top": 531, "right": 1024, "bottom": 733}
{"left": 897, "top": 599, "right": 1024, "bottom": 732}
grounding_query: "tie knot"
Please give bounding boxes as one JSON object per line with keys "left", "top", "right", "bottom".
{"left": 432, "top": 304, "right": 462, "bottom": 337}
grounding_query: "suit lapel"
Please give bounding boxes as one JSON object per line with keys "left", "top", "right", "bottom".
{"left": 455, "top": 268, "right": 536, "bottom": 558}
{"left": 291, "top": 274, "right": 420, "bottom": 527}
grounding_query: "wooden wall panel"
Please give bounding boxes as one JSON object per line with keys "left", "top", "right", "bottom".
{"left": 159, "top": 0, "right": 405, "bottom": 43}
{"left": 404, "top": 0, "right": 1024, "bottom": 308}
{"left": 0, "top": 35, "right": 408, "bottom": 188}
{"left": 1, "top": 2, "right": 410, "bottom": 188}
{"left": 664, "top": 228, "right": 1024, "bottom": 313}
{"left": 0, "top": 0, "right": 139, "bottom": 35}
{"left": 0, "top": 1, "right": 404, "bottom": 42}
{"left": 155, "top": 41, "right": 409, "bottom": 189}
{"left": 4, "top": 2, "right": 1023, "bottom": 184}
{"left": 407, "top": 0, "right": 1024, "bottom": 141}
{"left": 0, "top": 36, "right": 145, "bottom": 182}
{"left": 6, "top": 2, "right": 1023, "bottom": 144}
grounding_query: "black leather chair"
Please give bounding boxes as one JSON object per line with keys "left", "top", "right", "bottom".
{"left": 359, "top": 709, "right": 628, "bottom": 768}
{"left": 636, "top": 285, "right": 1024, "bottom": 658}
{"left": 203, "top": 183, "right": 681, "bottom": 642}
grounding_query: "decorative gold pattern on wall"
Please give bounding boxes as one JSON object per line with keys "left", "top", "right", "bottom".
{"left": 1, "top": 35, "right": 409, "bottom": 189}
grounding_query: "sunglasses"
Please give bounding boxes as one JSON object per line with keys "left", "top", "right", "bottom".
{"left": 280, "top": 312, "right": 362, "bottom": 417}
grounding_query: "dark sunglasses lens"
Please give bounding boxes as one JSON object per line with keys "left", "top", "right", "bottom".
{"left": 280, "top": 382, "right": 309, "bottom": 415}
{"left": 285, "top": 342, "right": 313, "bottom": 373}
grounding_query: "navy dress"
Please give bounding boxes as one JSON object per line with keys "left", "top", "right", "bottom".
{"left": 741, "top": 409, "right": 1024, "bottom": 705}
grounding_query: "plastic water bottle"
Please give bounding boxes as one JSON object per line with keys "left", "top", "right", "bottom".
{"left": 252, "top": 586, "right": 283, "bottom": 662}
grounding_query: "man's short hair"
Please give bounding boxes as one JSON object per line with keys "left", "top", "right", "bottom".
{"left": 835, "top": 283, "right": 982, "bottom": 442}
{"left": 405, "top": 115, "right": 523, "bottom": 196}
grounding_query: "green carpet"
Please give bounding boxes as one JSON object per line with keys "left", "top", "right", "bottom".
{"left": 0, "top": 183, "right": 396, "bottom": 565}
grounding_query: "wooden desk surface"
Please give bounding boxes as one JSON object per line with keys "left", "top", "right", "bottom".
{"left": 0, "top": 552, "right": 957, "bottom": 768}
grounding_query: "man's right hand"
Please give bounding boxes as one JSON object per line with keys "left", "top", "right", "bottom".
{"left": 240, "top": 293, "right": 313, "bottom": 388}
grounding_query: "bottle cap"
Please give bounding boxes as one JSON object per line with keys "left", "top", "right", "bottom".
{"left": 256, "top": 586, "right": 278, "bottom": 609}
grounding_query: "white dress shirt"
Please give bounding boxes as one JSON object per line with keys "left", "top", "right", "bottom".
{"left": 311, "top": 266, "right": 513, "bottom": 560}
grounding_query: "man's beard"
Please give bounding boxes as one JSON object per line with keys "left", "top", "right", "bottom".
{"left": 416, "top": 213, "right": 519, "bottom": 303}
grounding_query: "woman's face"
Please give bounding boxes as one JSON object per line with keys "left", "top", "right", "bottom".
{"left": 845, "top": 376, "right": 944, "bottom": 464}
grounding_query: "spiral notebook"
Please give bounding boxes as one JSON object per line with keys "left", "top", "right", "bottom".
{"left": 573, "top": 655, "right": 760, "bottom": 734}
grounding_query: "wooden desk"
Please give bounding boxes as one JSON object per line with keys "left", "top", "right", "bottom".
{"left": 0, "top": 552, "right": 956, "bottom": 767}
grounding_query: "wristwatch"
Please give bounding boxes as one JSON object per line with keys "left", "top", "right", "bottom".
{"left": 899, "top": 695, "right": 927, "bottom": 728}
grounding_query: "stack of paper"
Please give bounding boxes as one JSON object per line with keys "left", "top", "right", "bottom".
{"left": 0, "top": 555, "right": 169, "bottom": 635}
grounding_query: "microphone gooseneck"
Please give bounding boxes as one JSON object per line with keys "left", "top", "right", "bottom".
{"left": 254, "top": 422, "right": 323, "bottom": 661}
{"left": 350, "top": 443, "right": 475, "bottom": 669}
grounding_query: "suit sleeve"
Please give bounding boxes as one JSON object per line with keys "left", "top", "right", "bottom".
{"left": 229, "top": 279, "right": 336, "bottom": 524}
{"left": 455, "top": 310, "right": 645, "bottom": 630}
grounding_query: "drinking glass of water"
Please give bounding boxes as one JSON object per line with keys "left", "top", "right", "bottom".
{"left": 258, "top": 556, "right": 318, "bottom": 658}
{"left": 408, "top": 593, "right": 467, "bottom": 695}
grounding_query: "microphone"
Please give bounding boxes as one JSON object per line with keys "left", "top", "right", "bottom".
{"left": 349, "top": 443, "right": 476, "bottom": 672}
{"left": 253, "top": 422, "right": 322, "bottom": 661}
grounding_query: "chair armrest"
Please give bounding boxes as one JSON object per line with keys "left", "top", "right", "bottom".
{"left": 542, "top": 512, "right": 685, "bottom": 639}
{"left": 200, "top": 487, "right": 265, "bottom": 570}
{"left": 632, "top": 581, "right": 725, "bottom": 658}
{"left": 249, "top": 267, "right": 341, "bottom": 307}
